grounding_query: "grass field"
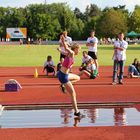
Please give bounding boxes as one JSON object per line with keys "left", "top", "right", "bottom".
{"left": 0, "top": 44, "right": 140, "bottom": 67}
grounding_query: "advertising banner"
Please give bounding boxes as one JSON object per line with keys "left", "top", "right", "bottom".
{"left": 6, "top": 28, "right": 27, "bottom": 39}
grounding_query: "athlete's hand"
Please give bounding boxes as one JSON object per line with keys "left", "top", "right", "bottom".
{"left": 60, "top": 35, "right": 65, "bottom": 42}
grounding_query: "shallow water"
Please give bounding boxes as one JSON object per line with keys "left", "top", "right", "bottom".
{"left": 0, "top": 106, "right": 140, "bottom": 128}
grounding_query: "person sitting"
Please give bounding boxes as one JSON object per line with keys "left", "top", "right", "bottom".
{"left": 136, "top": 60, "right": 140, "bottom": 73}
{"left": 43, "top": 55, "right": 55, "bottom": 76}
{"left": 132, "top": 58, "right": 140, "bottom": 73}
{"left": 79, "top": 51, "right": 92, "bottom": 71}
{"left": 79, "top": 59, "right": 98, "bottom": 79}
{"left": 128, "top": 58, "right": 140, "bottom": 78}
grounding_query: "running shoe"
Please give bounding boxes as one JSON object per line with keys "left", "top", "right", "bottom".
{"left": 74, "top": 112, "right": 85, "bottom": 118}
{"left": 60, "top": 84, "right": 67, "bottom": 94}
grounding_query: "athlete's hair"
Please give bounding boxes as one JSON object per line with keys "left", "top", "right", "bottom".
{"left": 70, "top": 42, "right": 80, "bottom": 51}
{"left": 63, "top": 31, "right": 68, "bottom": 34}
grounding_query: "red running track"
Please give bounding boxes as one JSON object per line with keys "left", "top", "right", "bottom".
{"left": 0, "top": 66, "right": 140, "bottom": 140}
{"left": 0, "top": 66, "right": 140, "bottom": 105}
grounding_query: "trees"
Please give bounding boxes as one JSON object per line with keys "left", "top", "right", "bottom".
{"left": 96, "top": 8, "right": 128, "bottom": 38}
{"left": 0, "top": 7, "right": 6, "bottom": 37}
{"left": 0, "top": 7, "right": 25, "bottom": 38}
{"left": 24, "top": 3, "right": 84, "bottom": 40}
{"left": 47, "top": 3, "right": 85, "bottom": 40}
{"left": 129, "top": 5, "right": 140, "bottom": 33}
{"left": 74, "top": 8, "right": 85, "bottom": 20}
{"left": 24, "top": 4, "right": 61, "bottom": 40}
{"left": 81, "top": 4, "right": 101, "bottom": 38}
{"left": 0, "top": 3, "right": 139, "bottom": 40}
{"left": 84, "top": 4, "right": 101, "bottom": 20}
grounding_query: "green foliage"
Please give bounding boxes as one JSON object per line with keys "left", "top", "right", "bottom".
{"left": 74, "top": 8, "right": 85, "bottom": 20}
{"left": 84, "top": 4, "right": 101, "bottom": 20}
{"left": 129, "top": 5, "right": 140, "bottom": 33}
{"left": 96, "top": 9, "right": 128, "bottom": 38}
{"left": 0, "top": 3, "right": 139, "bottom": 40}
{"left": 24, "top": 4, "right": 61, "bottom": 40}
{"left": 83, "top": 17, "right": 97, "bottom": 38}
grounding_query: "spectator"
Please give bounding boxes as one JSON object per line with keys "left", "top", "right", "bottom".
{"left": 79, "top": 51, "right": 92, "bottom": 71}
{"left": 136, "top": 61, "right": 140, "bottom": 73}
{"left": 43, "top": 55, "right": 55, "bottom": 76}
{"left": 79, "top": 59, "right": 98, "bottom": 79}
{"left": 132, "top": 58, "right": 140, "bottom": 73}
{"left": 112, "top": 32, "right": 128, "bottom": 85}
{"left": 59, "top": 31, "right": 72, "bottom": 60}
{"left": 39, "top": 38, "right": 42, "bottom": 45}
{"left": 19, "top": 39, "right": 23, "bottom": 45}
{"left": 86, "top": 30, "right": 99, "bottom": 74}
{"left": 128, "top": 58, "right": 140, "bottom": 78}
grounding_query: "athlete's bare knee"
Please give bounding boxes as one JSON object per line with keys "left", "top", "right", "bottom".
{"left": 77, "top": 75, "right": 80, "bottom": 81}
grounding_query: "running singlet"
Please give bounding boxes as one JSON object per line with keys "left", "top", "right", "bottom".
{"left": 62, "top": 56, "right": 74, "bottom": 68}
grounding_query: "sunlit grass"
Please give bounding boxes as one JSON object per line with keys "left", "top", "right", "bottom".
{"left": 0, "top": 44, "right": 139, "bottom": 66}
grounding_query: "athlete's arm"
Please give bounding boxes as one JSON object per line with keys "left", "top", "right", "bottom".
{"left": 60, "top": 35, "right": 74, "bottom": 56}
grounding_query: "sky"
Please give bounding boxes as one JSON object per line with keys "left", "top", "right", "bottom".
{"left": 0, "top": 0, "right": 139, "bottom": 12}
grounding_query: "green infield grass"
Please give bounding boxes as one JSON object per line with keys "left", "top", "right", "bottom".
{"left": 0, "top": 44, "right": 140, "bottom": 67}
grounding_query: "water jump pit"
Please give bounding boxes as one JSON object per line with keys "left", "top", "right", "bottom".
{"left": 0, "top": 102, "right": 140, "bottom": 128}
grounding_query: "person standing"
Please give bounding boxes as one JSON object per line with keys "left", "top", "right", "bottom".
{"left": 59, "top": 31, "right": 72, "bottom": 60}
{"left": 112, "top": 32, "right": 128, "bottom": 85}
{"left": 86, "top": 30, "right": 99, "bottom": 74}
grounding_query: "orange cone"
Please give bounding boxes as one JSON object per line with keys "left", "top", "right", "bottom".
{"left": 34, "top": 68, "right": 38, "bottom": 78}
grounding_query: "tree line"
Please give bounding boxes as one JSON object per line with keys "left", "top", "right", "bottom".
{"left": 0, "top": 3, "right": 140, "bottom": 40}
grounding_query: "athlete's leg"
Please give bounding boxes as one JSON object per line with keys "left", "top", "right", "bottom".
{"left": 68, "top": 73, "right": 80, "bottom": 83}
{"left": 64, "top": 81, "right": 79, "bottom": 113}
